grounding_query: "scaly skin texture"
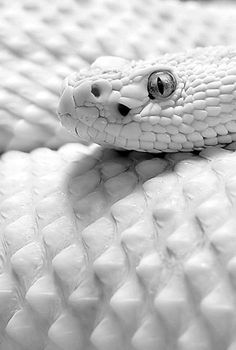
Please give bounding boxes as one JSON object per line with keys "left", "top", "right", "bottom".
{"left": 1, "top": 143, "right": 236, "bottom": 350}
{"left": 58, "top": 46, "right": 236, "bottom": 152}
{"left": 1, "top": 0, "right": 236, "bottom": 151}
{"left": 2, "top": 1, "right": 236, "bottom": 349}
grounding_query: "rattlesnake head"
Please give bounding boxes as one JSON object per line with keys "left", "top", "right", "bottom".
{"left": 58, "top": 46, "right": 236, "bottom": 152}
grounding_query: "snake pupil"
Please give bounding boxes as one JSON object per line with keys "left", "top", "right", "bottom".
{"left": 157, "top": 77, "right": 164, "bottom": 95}
{"left": 118, "top": 103, "right": 131, "bottom": 116}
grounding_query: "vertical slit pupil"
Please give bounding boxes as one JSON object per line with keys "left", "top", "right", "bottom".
{"left": 91, "top": 85, "right": 100, "bottom": 97}
{"left": 157, "top": 77, "right": 164, "bottom": 95}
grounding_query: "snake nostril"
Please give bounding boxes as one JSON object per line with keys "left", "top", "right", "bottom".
{"left": 91, "top": 84, "right": 101, "bottom": 97}
{"left": 117, "top": 103, "right": 131, "bottom": 117}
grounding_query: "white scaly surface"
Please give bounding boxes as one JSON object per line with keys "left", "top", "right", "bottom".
{"left": 1, "top": 143, "right": 236, "bottom": 350}
{"left": 1, "top": 0, "right": 236, "bottom": 349}
{"left": 58, "top": 46, "right": 236, "bottom": 152}
{"left": 1, "top": 0, "right": 236, "bottom": 151}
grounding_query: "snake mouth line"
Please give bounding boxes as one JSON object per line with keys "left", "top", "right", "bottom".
{"left": 60, "top": 109, "right": 236, "bottom": 155}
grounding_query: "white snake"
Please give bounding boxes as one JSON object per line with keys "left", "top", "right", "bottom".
{"left": 2, "top": 1, "right": 236, "bottom": 350}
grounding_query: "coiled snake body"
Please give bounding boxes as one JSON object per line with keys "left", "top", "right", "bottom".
{"left": 1, "top": 1, "right": 236, "bottom": 350}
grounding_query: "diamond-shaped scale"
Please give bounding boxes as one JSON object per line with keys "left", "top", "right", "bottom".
{"left": 184, "top": 248, "right": 220, "bottom": 300}
{"left": 154, "top": 275, "right": 191, "bottom": 338}
{"left": 136, "top": 251, "right": 162, "bottom": 292}
{"left": 93, "top": 244, "right": 127, "bottom": 287}
{"left": 90, "top": 314, "right": 124, "bottom": 350}
{"left": 0, "top": 274, "right": 20, "bottom": 329}
{"left": 177, "top": 319, "right": 211, "bottom": 350}
{"left": 10, "top": 242, "right": 45, "bottom": 290}
{"left": 121, "top": 217, "right": 155, "bottom": 260}
{"left": 52, "top": 244, "right": 85, "bottom": 294}
{"left": 26, "top": 274, "right": 61, "bottom": 320}
{"left": 81, "top": 217, "right": 115, "bottom": 260}
{"left": 69, "top": 273, "right": 101, "bottom": 332}
{"left": 6, "top": 308, "right": 45, "bottom": 350}
{"left": 200, "top": 282, "right": 235, "bottom": 347}
{"left": 48, "top": 312, "right": 84, "bottom": 350}
{"left": 132, "top": 314, "right": 165, "bottom": 350}
{"left": 110, "top": 275, "right": 144, "bottom": 331}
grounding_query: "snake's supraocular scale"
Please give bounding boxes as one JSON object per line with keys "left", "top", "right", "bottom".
{"left": 58, "top": 46, "right": 236, "bottom": 152}
{"left": 2, "top": 0, "right": 236, "bottom": 152}
{"left": 1, "top": 143, "right": 236, "bottom": 350}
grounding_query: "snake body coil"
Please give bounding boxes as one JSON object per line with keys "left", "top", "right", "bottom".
{"left": 1, "top": 1, "right": 236, "bottom": 350}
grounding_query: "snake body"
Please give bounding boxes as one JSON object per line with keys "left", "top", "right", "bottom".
{"left": 2, "top": 1, "right": 236, "bottom": 350}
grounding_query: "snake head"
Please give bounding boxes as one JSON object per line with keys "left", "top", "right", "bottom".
{"left": 58, "top": 55, "right": 184, "bottom": 151}
{"left": 58, "top": 47, "right": 236, "bottom": 152}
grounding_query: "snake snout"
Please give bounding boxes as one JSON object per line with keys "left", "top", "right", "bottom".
{"left": 57, "top": 79, "right": 101, "bottom": 131}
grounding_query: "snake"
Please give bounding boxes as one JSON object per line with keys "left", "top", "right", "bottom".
{"left": 2, "top": 0, "right": 236, "bottom": 152}
{"left": 58, "top": 46, "right": 236, "bottom": 153}
{"left": 2, "top": 1, "right": 236, "bottom": 350}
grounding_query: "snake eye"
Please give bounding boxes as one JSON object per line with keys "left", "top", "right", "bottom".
{"left": 147, "top": 70, "right": 177, "bottom": 99}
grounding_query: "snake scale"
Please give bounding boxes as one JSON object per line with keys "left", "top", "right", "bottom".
{"left": 1, "top": 0, "right": 236, "bottom": 350}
